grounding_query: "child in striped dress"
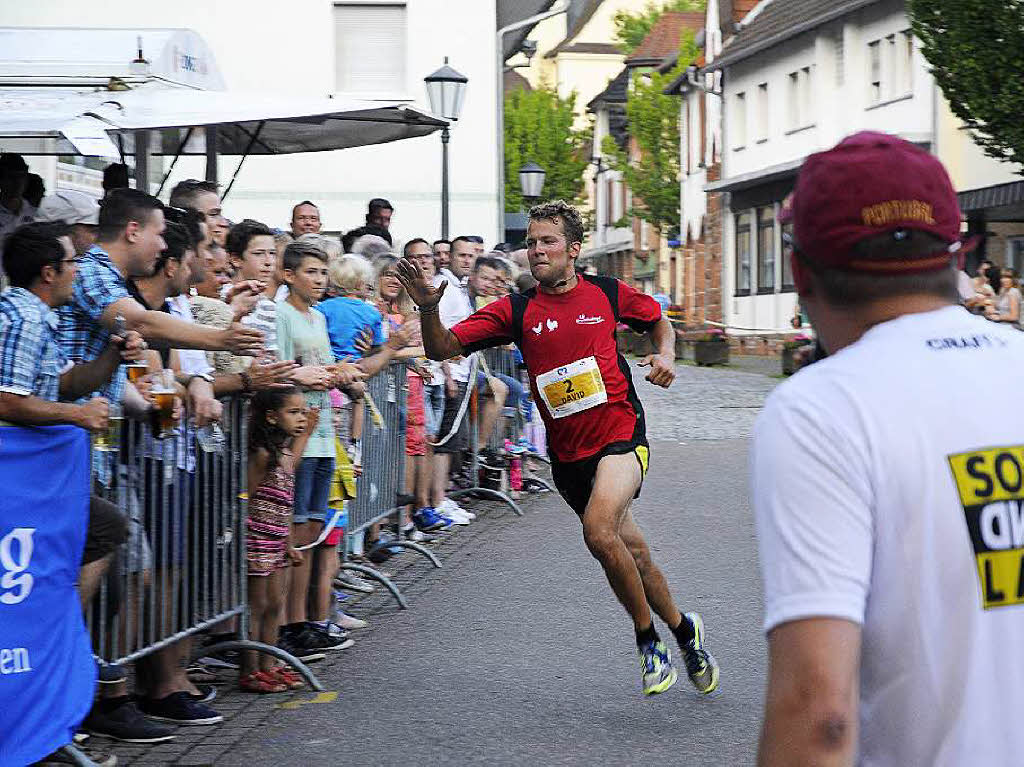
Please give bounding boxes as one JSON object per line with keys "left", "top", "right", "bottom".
{"left": 242, "top": 387, "right": 318, "bottom": 693}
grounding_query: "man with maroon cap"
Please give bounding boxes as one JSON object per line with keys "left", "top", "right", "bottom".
{"left": 754, "top": 132, "right": 1024, "bottom": 766}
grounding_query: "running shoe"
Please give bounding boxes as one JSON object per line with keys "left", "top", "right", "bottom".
{"left": 414, "top": 506, "right": 450, "bottom": 532}
{"left": 401, "top": 523, "right": 439, "bottom": 543}
{"left": 680, "top": 612, "right": 720, "bottom": 694}
{"left": 638, "top": 639, "right": 678, "bottom": 696}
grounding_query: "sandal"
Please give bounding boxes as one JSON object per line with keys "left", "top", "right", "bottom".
{"left": 239, "top": 670, "right": 288, "bottom": 694}
{"left": 268, "top": 666, "right": 305, "bottom": 690}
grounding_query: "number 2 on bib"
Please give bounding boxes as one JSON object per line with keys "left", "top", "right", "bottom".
{"left": 536, "top": 356, "right": 607, "bottom": 419}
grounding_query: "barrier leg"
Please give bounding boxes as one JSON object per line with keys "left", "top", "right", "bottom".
{"left": 60, "top": 745, "right": 97, "bottom": 767}
{"left": 195, "top": 640, "right": 324, "bottom": 691}
{"left": 339, "top": 562, "right": 409, "bottom": 610}
{"left": 385, "top": 540, "right": 442, "bottom": 568}
{"left": 449, "top": 487, "right": 524, "bottom": 517}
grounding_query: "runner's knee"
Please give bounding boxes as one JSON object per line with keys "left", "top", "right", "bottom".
{"left": 582, "top": 524, "right": 620, "bottom": 561}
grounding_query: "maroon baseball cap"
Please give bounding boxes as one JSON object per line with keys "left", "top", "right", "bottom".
{"left": 792, "top": 131, "right": 967, "bottom": 273}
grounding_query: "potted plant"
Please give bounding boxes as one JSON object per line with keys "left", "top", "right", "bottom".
{"left": 694, "top": 328, "right": 729, "bottom": 366}
{"left": 781, "top": 335, "right": 813, "bottom": 375}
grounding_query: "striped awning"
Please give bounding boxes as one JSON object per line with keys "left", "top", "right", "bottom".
{"left": 958, "top": 180, "right": 1024, "bottom": 215}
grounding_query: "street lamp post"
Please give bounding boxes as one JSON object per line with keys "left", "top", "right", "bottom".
{"left": 424, "top": 58, "right": 468, "bottom": 239}
{"left": 518, "top": 161, "right": 546, "bottom": 209}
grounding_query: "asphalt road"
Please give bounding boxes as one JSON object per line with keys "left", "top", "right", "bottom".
{"left": 214, "top": 364, "right": 774, "bottom": 767}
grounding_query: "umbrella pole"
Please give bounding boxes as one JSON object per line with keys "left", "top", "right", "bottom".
{"left": 155, "top": 127, "right": 194, "bottom": 198}
{"left": 221, "top": 120, "right": 265, "bottom": 203}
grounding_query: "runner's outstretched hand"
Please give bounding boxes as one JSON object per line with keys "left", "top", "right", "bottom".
{"left": 638, "top": 352, "right": 676, "bottom": 389}
{"left": 397, "top": 258, "right": 447, "bottom": 311}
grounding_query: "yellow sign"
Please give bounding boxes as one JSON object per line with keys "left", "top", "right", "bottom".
{"left": 949, "top": 445, "right": 1024, "bottom": 609}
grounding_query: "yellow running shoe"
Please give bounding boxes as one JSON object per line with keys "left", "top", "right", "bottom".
{"left": 638, "top": 639, "right": 678, "bottom": 695}
{"left": 681, "top": 612, "right": 720, "bottom": 694}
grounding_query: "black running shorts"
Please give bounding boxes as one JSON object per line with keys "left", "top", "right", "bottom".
{"left": 550, "top": 435, "right": 649, "bottom": 517}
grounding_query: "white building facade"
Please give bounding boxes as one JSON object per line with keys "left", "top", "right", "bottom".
{"left": 0, "top": 0, "right": 500, "bottom": 246}
{"left": 706, "top": 0, "right": 1022, "bottom": 335}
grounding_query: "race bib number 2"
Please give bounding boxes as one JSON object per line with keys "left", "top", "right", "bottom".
{"left": 536, "top": 357, "right": 607, "bottom": 419}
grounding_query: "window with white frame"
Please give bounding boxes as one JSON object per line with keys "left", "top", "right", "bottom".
{"left": 835, "top": 31, "right": 845, "bottom": 86}
{"left": 1009, "top": 238, "right": 1024, "bottom": 274}
{"left": 733, "top": 92, "right": 747, "bottom": 148}
{"left": 900, "top": 30, "right": 914, "bottom": 94}
{"left": 757, "top": 206, "right": 776, "bottom": 292}
{"left": 781, "top": 218, "right": 795, "bottom": 290}
{"left": 786, "top": 68, "right": 812, "bottom": 130}
{"left": 867, "top": 31, "right": 914, "bottom": 105}
{"left": 333, "top": 3, "right": 407, "bottom": 95}
{"left": 787, "top": 72, "right": 800, "bottom": 129}
{"left": 868, "top": 40, "right": 882, "bottom": 104}
{"left": 735, "top": 213, "right": 752, "bottom": 295}
{"left": 757, "top": 83, "right": 769, "bottom": 142}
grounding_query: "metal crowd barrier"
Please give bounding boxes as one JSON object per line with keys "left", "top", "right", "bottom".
{"left": 87, "top": 395, "right": 320, "bottom": 688}
{"left": 339, "top": 362, "right": 441, "bottom": 609}
{"left": 480, "top": 346, "right": 528, "bottom": 452}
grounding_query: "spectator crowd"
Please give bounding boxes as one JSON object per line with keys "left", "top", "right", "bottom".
{"left": 0, "top": 151, "right": 547, "bottom": 766}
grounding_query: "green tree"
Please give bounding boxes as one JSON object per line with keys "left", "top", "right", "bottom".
{"left": 602, "top": 31, "right": 700, "bottom": 237}
{"left": 613, "top": 0, "right": 705, "bottom": 54}
{"left": 909, "top": 0, "right": 1024, "bottom": 167}
{"left": 504, "top": 86, "right": 590, "bottom": 212}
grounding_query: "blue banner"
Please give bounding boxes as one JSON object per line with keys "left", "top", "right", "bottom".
{"left": 0, "top": 425, "right": 96, "bottom": 767}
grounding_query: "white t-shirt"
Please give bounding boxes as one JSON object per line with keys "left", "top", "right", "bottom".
{"left": 436, "top": 267, "right": 474, "bottom": 383}
{"left": 752, "top": 305, "right": 1024, "bottom": 767}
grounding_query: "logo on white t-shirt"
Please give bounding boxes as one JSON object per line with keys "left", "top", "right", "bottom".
{"left": 949, "top": 445, "right": 1024, "bottom": 609}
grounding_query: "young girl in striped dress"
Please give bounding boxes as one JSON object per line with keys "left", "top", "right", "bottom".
{"left": 241, "top": 387, "right": 317, "bottom": 693}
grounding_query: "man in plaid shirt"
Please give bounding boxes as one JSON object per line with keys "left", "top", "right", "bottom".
{"left": 56, "top": 188, "right": 265, "bottom": 406}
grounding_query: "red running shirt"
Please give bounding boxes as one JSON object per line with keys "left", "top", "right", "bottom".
{"left": 451, "top": 274, "right": 661, "bottom": 462}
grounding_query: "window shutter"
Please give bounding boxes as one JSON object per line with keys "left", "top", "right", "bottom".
{"left": 334, "top": 4, "right": 407, "bottom": 94}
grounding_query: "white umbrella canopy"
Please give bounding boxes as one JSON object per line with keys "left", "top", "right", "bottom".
{"left": 0, "top": 82, "right": 447, "bottom": 159}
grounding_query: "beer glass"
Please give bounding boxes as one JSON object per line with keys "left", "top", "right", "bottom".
{"left": 93, "top": 403, "right": 122, "bottom": 453}
{"left": 124, "top": 362, "right": 149, "bottom": 385}
{"left": 152, "top": 369, "right": 178, "bottom": 440}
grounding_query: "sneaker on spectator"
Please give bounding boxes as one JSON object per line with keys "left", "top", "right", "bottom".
{"left": 333, "top": 571, "right": 375, "bottom": 593}
{"left": 188, "top": 684, "right": 218, "bottom": 704}
{"left": 402, "top": 523, "right": 439, "bottom": 543}
{"left": 440, "top": 497, "right": 475, "bottom": 520}
{"left": 32, "top": 743, "right": 117, "bottom": 766}
{"left": 298, "top": 621, "right": 354, "bottom": 651}
{"left": 278, "top": 625, "right": 326, "bottom": 663}
{"left": 439, "top": 499, "right": 473, "bottom": 524}
{"left": 413, "top": 506, "right": 448, "bottom": 532}
{"left": 331, "top": 610, "right": 369, "bottom": 630}
{"left": 84, "top": 698, "right": 176, "bottom": 744}
{"left": 139, "top": 692, "right": 223, "bottom": 726}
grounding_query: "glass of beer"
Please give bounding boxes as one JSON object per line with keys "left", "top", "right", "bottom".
{"left": 152, "top": 369, "right": 178, "bottom": 440}
{"left": 93, "top": 403, "right": 123, "bottom": 453}
{"left": 124, "top": 361, "right": 149, "bottom": 385}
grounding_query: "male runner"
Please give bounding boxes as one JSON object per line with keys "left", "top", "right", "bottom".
{"left": 397, "top": 200, "right": 718, "bottom": 696}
